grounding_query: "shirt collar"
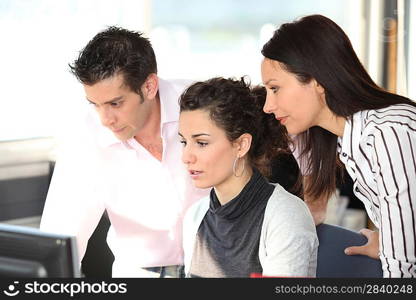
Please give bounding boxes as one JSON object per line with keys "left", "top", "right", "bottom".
{"left": 158, "top": 78, "right": 180, "bottom": 125}
{"left": 338, "top": 111, "right": 364, "bottom": 161}
{"left": 94, "top": 77, "right": 179, "bottom": 148}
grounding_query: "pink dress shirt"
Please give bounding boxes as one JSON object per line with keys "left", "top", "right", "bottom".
{"left": 40, "top": 78, "right": 209, "bottom": 277}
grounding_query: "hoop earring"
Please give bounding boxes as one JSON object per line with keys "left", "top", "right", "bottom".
{"left": 232, "top": 156, "right": 245, "bottom": 177}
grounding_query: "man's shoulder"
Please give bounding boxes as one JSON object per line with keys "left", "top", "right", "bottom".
{"left": 161, "top": 78, "right": 194, "bottom": 87}
{"left": 159, "top": 78, "right": 194, "bottom": 96}
{"left": 158, "top": 78, "right": 196, "bottom": 123}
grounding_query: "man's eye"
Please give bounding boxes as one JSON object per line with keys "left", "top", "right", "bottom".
{"left": 111, "top": 102, "right": 122, "bottom": 107}
{"left": 180, "top": 140, "right": 187, "bottom": 146}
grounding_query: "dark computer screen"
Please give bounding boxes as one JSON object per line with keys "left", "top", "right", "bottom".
{"left": 0, "top": 223, "right": 80, "bottom": 278}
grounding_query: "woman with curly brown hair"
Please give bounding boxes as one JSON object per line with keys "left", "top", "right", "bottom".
{"left": 179, "top": 77, "right": 318, "bottom": 278}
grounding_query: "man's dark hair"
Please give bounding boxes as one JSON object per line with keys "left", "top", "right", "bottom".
{"left": 69, "top": 26, "right": 157, "bottom": 95}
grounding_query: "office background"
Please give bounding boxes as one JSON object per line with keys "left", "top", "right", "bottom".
{"left": 0, "top": 0, "right": 414, "bottom": 255}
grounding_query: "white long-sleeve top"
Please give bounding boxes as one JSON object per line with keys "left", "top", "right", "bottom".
{"left": 338, "top": 104, "right": 416, "bottom": 277}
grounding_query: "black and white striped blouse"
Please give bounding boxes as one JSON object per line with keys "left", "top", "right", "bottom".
{"left": 338, "top": 103, "right": 416, "bottom": 278}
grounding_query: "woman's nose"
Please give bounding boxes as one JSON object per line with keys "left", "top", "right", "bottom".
{"left": 263, "top": 95, "right": 276, "bottom": 114}
{"left": 182, "top": 147, "right": 196, "bottom": 164}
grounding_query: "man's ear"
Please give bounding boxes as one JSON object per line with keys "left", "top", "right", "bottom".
{"left": 235, "top": 133, "right": 252, "bottom": 158}
{"left": 141, "top": 73, "right": 159, "bottom": 100}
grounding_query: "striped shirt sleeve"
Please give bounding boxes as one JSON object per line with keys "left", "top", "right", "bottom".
{"left": 371, "top": 125, "right": 416, "bottom": 277}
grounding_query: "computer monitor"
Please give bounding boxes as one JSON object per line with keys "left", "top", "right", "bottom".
{"left": 0, "top": 223, "right": 80, "bottom": 278}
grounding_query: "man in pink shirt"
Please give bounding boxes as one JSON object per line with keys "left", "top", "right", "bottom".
{"left": 40, "top": 26, "right": 208, "bottom": 277}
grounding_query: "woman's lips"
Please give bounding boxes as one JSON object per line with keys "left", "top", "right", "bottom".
{"left": 276, "top": 116, "right": 288, "bottom": 125}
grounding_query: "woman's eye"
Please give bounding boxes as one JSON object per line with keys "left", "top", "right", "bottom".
{"left": 197, "top": 141, "right": 208, "bottom": 147}
{"left": 180, "top": 140, "right": 187, "bottom": 146}
{"left": 270, "top": 87, "right": 280, "bottom": 94}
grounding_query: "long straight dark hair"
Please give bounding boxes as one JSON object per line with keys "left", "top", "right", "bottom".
{"left": 262, "top": 14, "right": 416, "bottom": 200}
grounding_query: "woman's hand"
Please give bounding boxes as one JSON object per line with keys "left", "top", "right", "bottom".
{"left": 344, "top": 228, "right": 380, "bottom": 260}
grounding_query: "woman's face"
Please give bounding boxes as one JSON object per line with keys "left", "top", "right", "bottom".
{"left": 261, "top": 58, "right": 326, "bottom": 135}
{"left": 179, "top": 109, "right": 240, "bottom": 190}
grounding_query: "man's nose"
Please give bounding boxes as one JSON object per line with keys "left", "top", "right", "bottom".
{"left": 99, "top": 108, "right": 116, "bottom": 127}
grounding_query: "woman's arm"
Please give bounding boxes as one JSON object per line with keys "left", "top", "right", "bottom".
{"left": 371, "top": 126, "right": 416, "bottom": 277}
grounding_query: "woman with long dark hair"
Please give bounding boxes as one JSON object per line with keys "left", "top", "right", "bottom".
{"left": 261, "top": 14, "right": 416, "bottom": 277}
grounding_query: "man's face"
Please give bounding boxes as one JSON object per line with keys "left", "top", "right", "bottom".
{"left": 84, "top": 74, "right": 153, "bottom": 141}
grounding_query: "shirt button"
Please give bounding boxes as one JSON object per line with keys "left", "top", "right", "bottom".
{"left": 355, "top": 187, "right": 359, "bottom": 192}
{"left": 342, "top": 152, "right": 347, "bottom": 157}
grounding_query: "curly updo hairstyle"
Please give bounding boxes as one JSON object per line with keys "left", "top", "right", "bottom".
{"left": 179, "top": 77, "right": 292, "bottom": 178}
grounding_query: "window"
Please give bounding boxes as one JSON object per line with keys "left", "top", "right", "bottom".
{"left": 151, "top": 0, "right": 364, "bottom": 83}
{"left": 0, "top": 0, "right": 149, "bottom": 141}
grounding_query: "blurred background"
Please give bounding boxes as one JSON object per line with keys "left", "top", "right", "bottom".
{"left": 0, "top": 0, "right": 414, "bottom": 235}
